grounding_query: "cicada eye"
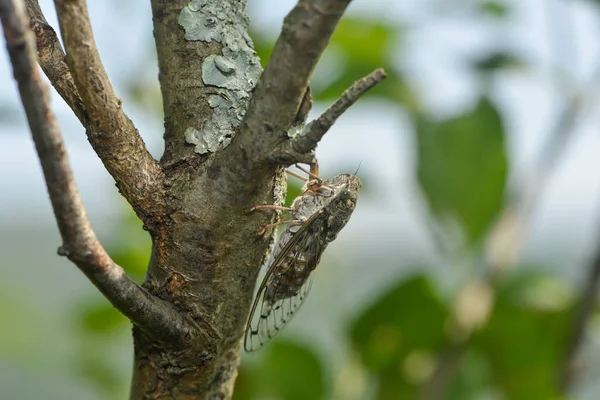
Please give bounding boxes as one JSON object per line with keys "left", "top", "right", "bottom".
{"left": 340, "top": 188, "right": 352, "bottom": 200}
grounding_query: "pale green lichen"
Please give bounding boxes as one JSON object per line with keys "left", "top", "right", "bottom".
{"left": 202, "top": 53, "right": 261, "bottom": 91}
{"left": 178, "top": 0, "right": 223, "bottom": 42}
{"left": 184, "top": 126, "right": 227, "bottom": 154}
{"left": 179, "top": 0, "right": 261, "bottom": 155}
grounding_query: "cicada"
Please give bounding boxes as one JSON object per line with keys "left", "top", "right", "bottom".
{"left": 244, "top": 165, "right": 361, "bottom": 352}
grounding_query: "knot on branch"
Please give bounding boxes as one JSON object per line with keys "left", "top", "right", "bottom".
{"left": 57, "top": 245, "right": 70, "bottom": 257}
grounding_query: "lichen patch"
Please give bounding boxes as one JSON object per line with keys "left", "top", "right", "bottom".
{"left": 179, "top": 0, "right": 261, "bottom": 155}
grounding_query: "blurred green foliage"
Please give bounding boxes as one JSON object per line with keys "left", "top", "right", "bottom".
{"left": 472, "top": 272, "right": 575, "bottom": 399}
{"left": 252, "top": 17, "right": 418, "bottom": 108}
{"left": 72, "top": 202, "right": 151, "bottom": 396}
{"left": 76, "top": 299, "right": 127, "bottom": 334}
{"left": 478, "top": 1, "right": 510, "bottom": 17}
{"left": 350, "top": 276, "right": 448, "bottom": 399}
{"left": 235, "top": 341, "right": 327, "bottom": 400}
{"left": 285, "top": 176, "right": 304, "bottom": 207}
{"left": 416, "top": 97, "right": 507, "bottom": 244}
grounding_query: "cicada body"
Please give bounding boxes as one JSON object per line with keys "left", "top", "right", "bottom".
{"left": 244, "top": 172, "right": 361, "bottom": 352}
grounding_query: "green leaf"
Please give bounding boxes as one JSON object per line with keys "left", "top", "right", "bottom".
{"left": 478, "top": 1, "right": 510, "bottom": 17}
{"left": 235, "top": 340, "right": 327, "bottom": 400}
{"left": 349, "top": 275, "right": 448, "bottom": 398}
{"left": 416, "top": 97, "right": 508, "bottom": 244}
{"left": 471, "top": 272, "right": 575, "bottom": 398}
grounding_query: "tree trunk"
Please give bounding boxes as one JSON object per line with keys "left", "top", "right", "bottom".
{"left": 129, "top": 1, "right": 281, "bottom": 396}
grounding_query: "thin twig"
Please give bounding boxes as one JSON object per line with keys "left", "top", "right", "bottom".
{"left": 24, "top": 0, "right": 86, "bottom": 123}
{"left": 555, "top": 70, "right": 600, "bottom": 397}
{"left": 292, "top": 68, "right": 387, "bottom": 154}
{"left": 486, "top": 92, "right": 583, "bottom": 274}
{"left": 241, "top": 0, "right": 352, "bottom": 165}
{"left": 560, "top": 217, "right": 600, "bottom": 390}
{"left": 51, "top": 0, "right": 166, "bottom": 227}
{"left": 269, "top": 68, "right": 387, "bottom": 165}
{"left": 420, "top": 341, "right": 468, "bottom": 400}
{"left": 420, "top": 275, "right": 494, "bottom": 398}
{"left": 0, "top": 0, "right": 189, "bottom": 344}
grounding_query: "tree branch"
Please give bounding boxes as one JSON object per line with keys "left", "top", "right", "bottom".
{"left": 24, "top": 0, "right": 86, "bottom": 123}
{"left": 240, "top": 0, "right": 352, "bottom": 166}
{"left": 421, "top": 341, "right": 468, "bottom": 400}
{"left": 0, "top": 0, "right": 189, "bottom": 345}
{"left": 270, "top": 68, "right": 387, "bottom": 164}
{"left": 560, "top": 217, "right": 600, "bottom": 390}
{"left": 50, "top": 0, "right": 166, "bottom": 226}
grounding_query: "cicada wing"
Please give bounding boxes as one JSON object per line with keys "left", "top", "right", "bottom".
{"left": 244, "top": 271, "right": 315, "bottom": 352}
{"left": 244, "top": 210, "right": 327, "bottom": 352}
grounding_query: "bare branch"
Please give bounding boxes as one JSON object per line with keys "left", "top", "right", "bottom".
{"left": 0, "top": 0, "right": 189, "bottom": 344}
{"left": 560, "top": 219, "right": 600, "bottom": 390}
{"left": 240, "top": 0, "right": 352, "bottom": 165}
{"left": 296, "top": 68, "right": 387, "bottom": 152}
{"left": 24, "top": 0, "right": 86, "bottom": 123}
{"left": 271, "top": 68, "right": 387, "bottom": 164}
{"left": 51, "top": 0, "right": 166, "bottom": 226}
{"left": 421, "top": 341, "right": 468, "bottom": 400}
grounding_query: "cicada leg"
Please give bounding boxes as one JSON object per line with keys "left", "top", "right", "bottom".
{"left": 293, "top": 162, "right": 334, "bottom": 194}
{"left": 286, "top": 161, "right": 319, "bottom": 182}
{"left": 293, "top": 162, "right": 320, "bottom": 181}
{"left": 249, "top": 205, "right": 293, "bottom": 213}
{"left": 257, "top": 217, "right": 307, "bottom": 235}
{"left": 309, "top": 161, "right": 320, "bottom": 178}
{"left": 286, "top": 169, "right": 308, "bottom": 182}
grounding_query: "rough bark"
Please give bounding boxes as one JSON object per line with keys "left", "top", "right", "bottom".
{"left": 2, "top": 0, "right": 386, "bottom": 398}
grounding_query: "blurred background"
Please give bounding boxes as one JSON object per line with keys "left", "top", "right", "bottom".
{"left": 2, "top": 0, "right": 600, "bottom": 398}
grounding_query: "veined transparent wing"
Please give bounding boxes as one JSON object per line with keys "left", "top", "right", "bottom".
{"left": 244, "top": 210, "right": 327, "bottom": 352}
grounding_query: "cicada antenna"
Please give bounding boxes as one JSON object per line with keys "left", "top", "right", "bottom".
{"left": 353, "top": 160, "right": 363, "bottom": 176}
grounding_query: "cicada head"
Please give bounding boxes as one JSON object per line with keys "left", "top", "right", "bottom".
{"left": 320, "top": 174, "right": 361, "bottom": 240}
{"left": 328, "top": 173, "right": 360, "bottom": 207}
